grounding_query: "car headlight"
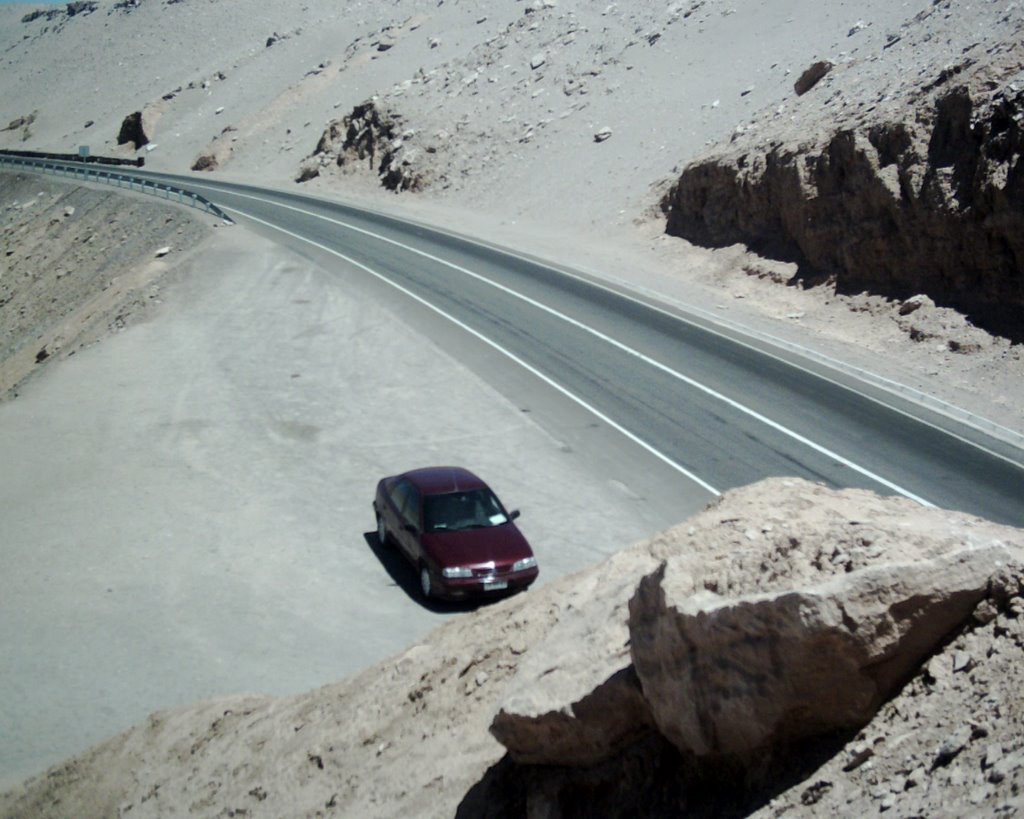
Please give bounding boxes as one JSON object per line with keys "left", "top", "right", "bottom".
{"left": 512, "top": 556, "right": 537, "bottom": 572}
{"left": 442, "top": 566, "right": 474, "bottom": 579}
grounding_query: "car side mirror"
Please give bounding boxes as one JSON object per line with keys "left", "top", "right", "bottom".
{"left": 509, "top": 509, "right": 521, "bottom": 521}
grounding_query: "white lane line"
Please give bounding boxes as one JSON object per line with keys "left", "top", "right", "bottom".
{"left": 219, "top": 191, "right": 935, "bottom": 507}
{"left": 225, "top": 205, "right": 721, "bottom": 496}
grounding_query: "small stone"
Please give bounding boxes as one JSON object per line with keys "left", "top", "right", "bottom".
{"left": 593, "top": 126, "right": 612, "bottom": 142}
{"left": 905, "top": 767, "right": 927, "bottom": 789}
{"left": 899, "top": 295, "right": 927, "bottom": 316}
{"left": 984, "top": 744, "right": 1003, "bottom": 769}
{"left": 794, "top": 60, "right": 833, "bottom": 95}
{"left": 969, "top": 786, "right": 990, "bottom": 805}
{"left": 879, "top": 794, "right": 896, "bottom": 811}
{"left": 474, "top": 671, "right": 489, "bottom": 687}
{"left": 154, "top": 246, "right": 171, "bottom": 258}
{"left": 843, "top": 745, "right": 873, "bottom": 772}
{"left": 953, "top": 651, "right": 972, "bottom": 672}
{"left": 974, "top": 599, "right": 999, "bottom": 624}
{"left": 530, "top": 53, "right": 546, "bottom": 70}
{"left": 989, "top": 751, "right": 1022, "bottom": 784}
{"left": 933, "top": 727, "right": 970, "bottom": 768}
{"left": 924, "top": 655, "right": 948, "bottom": 684}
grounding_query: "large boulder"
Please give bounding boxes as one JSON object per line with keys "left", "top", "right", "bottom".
{"left": 490, "top": 548, "right": 660, "bottom": 765}
{"left": 116, "top": 105, "right": 162, "bottom": 150}
{"left": 628, "top": 480, "right": 1024, "bottom": 758}
{"left": 490, "top": 478, "right": 1024, "bottom": 771}
{"left": 630, "top": 548, "right": 1015, "bottom": 758}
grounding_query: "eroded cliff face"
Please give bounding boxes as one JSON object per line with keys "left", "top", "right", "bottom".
{"left": 662, "top": 77, "right": 1024, "bottom": 342}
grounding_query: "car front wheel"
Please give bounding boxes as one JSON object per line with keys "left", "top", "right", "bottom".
{"left": 420, "top": 566, "right": 433, "bottom": 599}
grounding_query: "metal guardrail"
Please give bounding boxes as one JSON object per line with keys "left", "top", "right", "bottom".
{"left": 0, "top": 153, "right": 234, "bottom": 224}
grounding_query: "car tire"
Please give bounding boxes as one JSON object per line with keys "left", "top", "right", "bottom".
{"left": 420, "top": 566, "right": 433, "bottom": 600}
{"left": 376, "top": 513, "right": 388, "bottom": 547}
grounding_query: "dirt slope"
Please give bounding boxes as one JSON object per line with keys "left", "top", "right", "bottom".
{"left": 1, "top": 171, "right": 211, "bottom": 400}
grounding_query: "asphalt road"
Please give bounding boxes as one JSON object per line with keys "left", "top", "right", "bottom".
{"left": 153, "top": 172, "right": 1024, "bottom": 527}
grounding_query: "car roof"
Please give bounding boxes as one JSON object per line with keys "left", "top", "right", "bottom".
{"left": 401, "top": 466, "right": 489, "bottom": 496}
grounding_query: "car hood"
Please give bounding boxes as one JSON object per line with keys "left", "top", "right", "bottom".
{"left": 422, "top": 523, "right": 533, "bottom": 568}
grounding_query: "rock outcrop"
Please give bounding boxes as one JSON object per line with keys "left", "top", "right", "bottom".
{"left": 661, "top": 65, "right": 1024, "bottom": 342}
{"left": 490, "top": 549, "right": 660, "bottom": 766}
{"left": 482, "top": 480, "right": 1024, "bottom": 813}
{"left": 299, "top": 100, "right": 427, "bottom": 192}
{"left": 631, "top": 544, "right": 1013, "bottom": 759}
{"left": 20, "top": 2, "right": 97, "bottom": 25}
{"left": 116, "top": 110, "right": 149, "bottom": 149}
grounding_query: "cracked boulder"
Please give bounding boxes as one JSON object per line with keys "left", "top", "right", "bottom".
{"left": 628, "top": 483, "right": 1024, "bottom": 759}
{"left": 490, "top": 549, "right": 661, "bottom": 766}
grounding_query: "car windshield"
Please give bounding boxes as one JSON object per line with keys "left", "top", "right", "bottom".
{"left": 423, "top": 489, "right": 509, "bottom": 532}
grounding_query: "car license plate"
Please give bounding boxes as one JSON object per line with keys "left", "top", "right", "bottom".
{"left": 483, "top": 580, "right": 508, "bottom": 591}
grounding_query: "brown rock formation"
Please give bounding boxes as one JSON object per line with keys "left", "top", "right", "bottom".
{"left": 479, "top": 481, "right": 1024, "bottom": 816}
{"left": 630, "top": 545, "right": 1012, "bottom": 759}
{"left": 116, "top": 110, "right": 148, "bottom": 149}
{"left": 661, "top": 83, "right": 1024, "bottom": 342}
{"left": 302, "top": 100, "right": 426, "bottom": 192}
{"left": 490, "top": 550, "right": 660, "bottom": 766}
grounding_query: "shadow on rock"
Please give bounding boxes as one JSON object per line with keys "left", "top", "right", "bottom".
{"left": 456, "top": 729, "right": 858, "bottom": 818}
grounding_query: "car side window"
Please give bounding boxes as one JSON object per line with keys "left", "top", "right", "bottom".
{"left": 391, "top": 480, "right": 411, "bottom": 516}
{"left": 401, "top": 487, "right": 422, "bottom": 529}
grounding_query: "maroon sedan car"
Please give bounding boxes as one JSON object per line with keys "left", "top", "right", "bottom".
{"left": 373, "top": 466, "right": 539, "bottom": 600}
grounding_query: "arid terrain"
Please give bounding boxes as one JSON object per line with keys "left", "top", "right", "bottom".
{"left": 1, "top": 0, "right": 1022, "bottom": 816}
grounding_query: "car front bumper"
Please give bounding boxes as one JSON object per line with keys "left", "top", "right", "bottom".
{"left": 434, "top": 566, "right": 539, "bottom": 599}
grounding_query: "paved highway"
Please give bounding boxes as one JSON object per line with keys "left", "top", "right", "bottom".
{"left": 143, "top": 173, "right": 1024, "bottom": 527}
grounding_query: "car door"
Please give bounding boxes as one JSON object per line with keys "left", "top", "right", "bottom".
{"left": 382, "top": 479, "right": 410, "bottom": 555}
{"left": 388, "top": 480, "right": 420, "bottom": 563}
{"left": 396, "top": 484, "right": 423, "bottom": 564}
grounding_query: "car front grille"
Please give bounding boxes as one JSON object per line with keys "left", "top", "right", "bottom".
{"left": 472, "top": 563, "right": 504, "bottom": 578}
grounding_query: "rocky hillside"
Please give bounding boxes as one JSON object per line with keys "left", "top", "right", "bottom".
{"left": 661, "top": 2, "right": 1024, "bottom": 342}
{"left": 0, "top": 172, "right": 209, "bottom": 400}
{"left": 2, "top": 478, "right": 1022, "bottom": 818}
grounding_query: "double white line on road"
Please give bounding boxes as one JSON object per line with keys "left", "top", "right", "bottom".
{"left": 209, "top": 187, "right": 936, "bottom": 507}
